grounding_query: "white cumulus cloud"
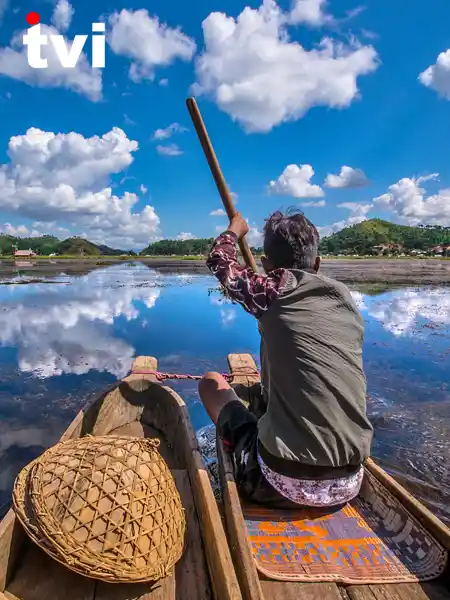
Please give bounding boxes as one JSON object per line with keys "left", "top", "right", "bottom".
{"left": 0, "top": 221, "right": 72, "bottom": 238}
{"left": 373, "top": 174, "right": 450, "bottom": 226}
{"left": 317, "top": 202, "right": 371, "bottom": 237}
{"left": 325, "top": 166, "right": 369, "bottom": 188}
{"left": 192, "top": 0, "right": 379, "bottom": 132}
{"left": 269, "top": 164, "right": 324, "bottom": 198}
{"left": 247, "top": 226, "right": 264, "bottom": 247}
{"left": 176, "top": 232, "right": 196, "bottom": 240}
{"left": 289, "top": 0, "right": 330, "bottom": 26}
{"left": 0, "top": 127, "right": 161, "bottom": 248}
{"left": 301, "top": 199, "right": 326, "bottom": 207}
{"left": 337, "top": 202, "right": 372, "bottom": 214}
{"left": 419, "top": 50, "right": 450, "bottom": 100}
{"left": 52, "top": 0, "right": 74, "bottom": 32}
{"left": 210, "top": 208, "right": 226, "bottom": 216}
{"left": 153, "top": 122, "right": 187, "bottom": 140}
{"left": 0, "top": 24, "right": 102, "bottom": 101}
{"left": 107, "top": 9, "right": 196, "bottom": 82}
{"left": 156, "top": 143, "right": 183, "bottom": 156}
{"left": 1, "top": 223, "right": 30, "bottom": 236}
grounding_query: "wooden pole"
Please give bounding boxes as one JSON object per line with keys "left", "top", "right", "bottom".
{"left": 186, "top": 97, "right": 258, "bottom": 272}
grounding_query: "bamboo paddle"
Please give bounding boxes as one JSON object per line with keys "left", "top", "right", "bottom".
{"left": 186, "top": 97, "right": 258, "bottom": 272}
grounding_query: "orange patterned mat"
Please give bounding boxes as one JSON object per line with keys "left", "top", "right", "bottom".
{"left": 243, "top": 471, "right": 448, "bottom": 584}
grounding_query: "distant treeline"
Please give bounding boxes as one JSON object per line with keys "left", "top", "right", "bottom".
{"left": 140, "top": 238, "right": 263, "bottom": 256}
{"left": 140, "top": 238, "right": 215, "bottom": 256}
{"left": 4, "top": 218, "right": 449, "bottom": 259}
{"left": 0, "top": 234, "right": 134, "bottom": 256}
{"left": 319, "top": 219, "right": 450, "bottom": 255}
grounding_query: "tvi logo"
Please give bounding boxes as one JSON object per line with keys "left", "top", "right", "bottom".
{"left": 23, "top": 12, "right": 105, "bottom": 69}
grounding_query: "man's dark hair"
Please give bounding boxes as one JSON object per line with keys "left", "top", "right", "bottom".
{"left": 263, "top": 208, "right": 320, "bottom": 270}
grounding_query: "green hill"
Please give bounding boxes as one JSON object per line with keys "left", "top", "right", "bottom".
{"left": 0, "top": 233, "right": 128, "bottom": 257}
{"left": 57, "top": 237, "right": 103, "bottom": 256}
{"left": 319, "top": 219, "right": 450, "bottom": 255}
{"left": 0, "top": 234, "right": 60, "bottom": 256}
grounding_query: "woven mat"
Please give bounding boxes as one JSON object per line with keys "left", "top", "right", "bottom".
{"left": 243, "top": 470, "right": 448, "bottom": 584}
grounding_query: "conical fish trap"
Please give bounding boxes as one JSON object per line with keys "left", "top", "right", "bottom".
{"left": 12, "top": 435, "right": 186, "bottom": 583}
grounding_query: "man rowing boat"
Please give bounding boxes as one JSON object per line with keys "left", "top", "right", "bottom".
{"left": 199, "top": 209, "right": 373, "bottom": 509}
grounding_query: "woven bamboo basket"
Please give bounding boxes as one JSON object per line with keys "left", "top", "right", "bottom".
{"left": 12, "top": 435, "right": 186, "bottom": 583}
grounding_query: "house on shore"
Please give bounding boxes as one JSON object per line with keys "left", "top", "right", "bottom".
{"left": 14, "top": 249, "right": 37, "bottom": 258}
{"left": 373, "top": 243, "right": 404, "bottom": 256}
{"left": 428, "top": 244, "right": 450, "bottom": 257}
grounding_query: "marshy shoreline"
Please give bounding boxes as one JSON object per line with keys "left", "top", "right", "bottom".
{"left": 2, "top": 257, "right": 450, "bottom": 284}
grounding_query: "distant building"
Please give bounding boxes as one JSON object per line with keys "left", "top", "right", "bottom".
{"left": 428, "top": 244, "right": 450, "bottom": 256}
{"left": 373, "top": 243, "right": 403, "bottom": 255}
{"left": 14, "top": 249, "right": 37, "bottom": 257}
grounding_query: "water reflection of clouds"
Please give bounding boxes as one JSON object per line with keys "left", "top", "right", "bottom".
{"left": 352, "top": 288, "right": 450, "bottom": 337}
{"left": 209, "top": 295, "right": 237, "bottom": 326}
{"left": 350, "top": 291, "right": 368, "bottom": 312}
{"left": 0, "top": 265, "right": 162, "bottom": 379}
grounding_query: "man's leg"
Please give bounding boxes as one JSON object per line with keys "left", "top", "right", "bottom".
{"left": 198, "top": 371, "right": 238, "bottom": 424}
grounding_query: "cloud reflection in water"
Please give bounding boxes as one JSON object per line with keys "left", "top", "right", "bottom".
{"left": 0, "top": 264, "right": 162, "bottom": 379}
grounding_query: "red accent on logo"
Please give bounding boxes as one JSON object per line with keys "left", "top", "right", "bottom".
{"left": 26, "top": 12, "right": 41, "bottom": 26}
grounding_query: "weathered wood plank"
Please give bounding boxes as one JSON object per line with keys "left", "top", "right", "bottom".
{"left": 0, "top": 512, "right": 26, "bottom": 593}
{"left": 153, "top": 386, "right": 243, "bottom": 600}
{"left": 227, "top": 354, "right": 260, "bottom": 404}
{"left": 365, "top": 460, "right": 450, "bottom": 551}
{"left": 216, "top": 435, "right": 264, "bottom": 600}
{"left": 346, "top": 582, "right": 450, "bottom": 600}
{"left": 261, "top": 580, "right": 343, "bottom": 600}
{"left": 5, "top": 542, "right": 95, "bottom": 600}
{"left": 174, "top": 470, "right": 212, "bottom": 600}
{"left": 95, "top": 576, "right": 175, "bottom": 600}
{"left": 91, "top": 357, "right": 159, "bottom": 436}
{"left": 130, "top": 356, "right": 159, "bottom": 378}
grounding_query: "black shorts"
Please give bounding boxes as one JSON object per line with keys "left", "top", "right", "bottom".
{"left": 216, "top": 395, "right": 306, "bottom": 509}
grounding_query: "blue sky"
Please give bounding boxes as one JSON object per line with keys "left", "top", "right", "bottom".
{"left": 0, "top": 0, "right": 450, "bottom": 249}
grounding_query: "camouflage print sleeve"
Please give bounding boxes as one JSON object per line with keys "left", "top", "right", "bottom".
{"left": 206, "top": 231, "right": 289, "bottom": 318}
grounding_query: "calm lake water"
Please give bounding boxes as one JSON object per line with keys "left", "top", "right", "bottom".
{"left": 0, "top": 263, "right": 449, "bottom": 523}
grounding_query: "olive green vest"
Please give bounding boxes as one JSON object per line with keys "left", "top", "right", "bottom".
{"left": 257, "top": 269, "right": 373, "bottom": 477}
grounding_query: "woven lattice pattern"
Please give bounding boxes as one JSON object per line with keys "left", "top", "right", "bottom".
{"left": 13, "top": 435, "right": 186, "bottom": 583}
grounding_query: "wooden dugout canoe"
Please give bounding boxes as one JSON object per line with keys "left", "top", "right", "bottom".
{"left": 0, "top": 357, "right": 243, "bottom": 600}
{"left": 219, "top": 353, "right": 450, "bottom": 600}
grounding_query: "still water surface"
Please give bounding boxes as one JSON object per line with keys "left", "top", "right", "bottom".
{"left": 0, "top": 263, "right": 449, "bottom": 522}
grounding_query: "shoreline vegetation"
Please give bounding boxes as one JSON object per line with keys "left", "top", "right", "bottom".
{"left": 2, "top": 218, "right": 450, "bottom": 260}
{"left": 1, "top": 218, "right": 450, "bottom": 284}
{"left": 1, "top": 254, "right": 450, "bottom": 261}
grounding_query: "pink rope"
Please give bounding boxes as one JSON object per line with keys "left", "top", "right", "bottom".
{"left": 130, "top": 368, "right": 260, "bottom": 382}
